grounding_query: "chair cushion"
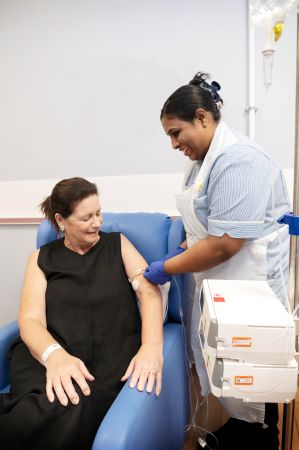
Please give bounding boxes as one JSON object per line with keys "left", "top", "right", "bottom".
{"left": 37, "top": 213, "right": 172, "bottom": 265}
{"left": 101, "top": 213, "right": 172, "bottom": 263}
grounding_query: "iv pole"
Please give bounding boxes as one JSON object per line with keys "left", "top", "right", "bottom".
{"left": 247, "top": 2, "right": 299, "bottom": 449}
{"left": 247, "top": 0, "right": 257, "bottom": 139}
{"left": 281, "top": 10, "right": 299, "bottom": 450}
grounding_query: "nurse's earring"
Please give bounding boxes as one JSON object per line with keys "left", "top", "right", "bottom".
{"left": 60, "top": 225, "right": 64, "bottom": 232}
{"left": 202, "top": 120, "right": 207, "bottom": 128}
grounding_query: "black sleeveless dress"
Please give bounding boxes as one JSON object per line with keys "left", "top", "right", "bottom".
{"left": 0, "top": 232, "right": 141, "bottom": 450}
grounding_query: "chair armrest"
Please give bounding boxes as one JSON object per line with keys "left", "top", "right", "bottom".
{"left": 168, "top": 217, "right": 185, "bottom": 252}
{"left": 92, "top": 323, "right": 189, "bottom": 450}
{"left": 167, "top": 218, "right": 187, "bottom": 323}
{"left": 0, "top": 321, "right": 19, "bottom": 390}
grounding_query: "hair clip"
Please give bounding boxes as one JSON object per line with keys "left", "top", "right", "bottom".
{"left": 210, "top": 81, "right": 221, "bottom": 93}
{"left": 200, "top": 80, "right": 223, "bottom": 110}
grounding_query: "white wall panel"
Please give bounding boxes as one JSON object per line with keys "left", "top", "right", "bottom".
{"left": 0, "top": 0, "right": 247, "bottom": 181}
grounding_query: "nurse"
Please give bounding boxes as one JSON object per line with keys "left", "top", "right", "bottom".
{"left": 144, "top": 72, "right": 291, "bottom": 450}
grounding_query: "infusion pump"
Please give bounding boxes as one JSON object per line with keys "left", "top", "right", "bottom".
{"left": 200, "top": 279, "right": 298, "bottom": 403}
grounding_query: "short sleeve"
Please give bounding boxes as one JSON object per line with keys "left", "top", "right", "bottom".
{"left": 207, "top": 149, "right": 272, "bottom": 238}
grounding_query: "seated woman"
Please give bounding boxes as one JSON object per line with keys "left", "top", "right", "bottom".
{"left": 0, "top": 177, "right": 163, "bottom": 450}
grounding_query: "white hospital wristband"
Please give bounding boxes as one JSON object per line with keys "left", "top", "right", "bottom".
{"left": 41, "top": 343, "right": 62, "bottom": 365}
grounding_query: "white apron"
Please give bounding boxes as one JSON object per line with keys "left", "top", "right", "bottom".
{"left": 176, "top": 122, "right": 279, "bottom": 423}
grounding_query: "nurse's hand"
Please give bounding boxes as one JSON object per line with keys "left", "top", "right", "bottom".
{"left": 144, "top": 260, "right": 172, "bottom": 285}
{"left": 121, "top": 342, "right": 163, "bottom": 396}
{"left": 45, "top": 350, "right": 95, "bottom": 406}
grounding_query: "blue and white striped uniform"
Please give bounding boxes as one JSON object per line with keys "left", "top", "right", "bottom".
{"left": 186, "top": 129, "right": 291, "bottom": 304}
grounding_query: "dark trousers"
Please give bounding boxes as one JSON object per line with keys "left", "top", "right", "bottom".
{"left": 205, "top": 403, "right": 279, "bottom": 450}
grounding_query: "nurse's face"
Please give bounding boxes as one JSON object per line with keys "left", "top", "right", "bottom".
{"left": 161, "top": 110, "right": 216, "bottom": 161}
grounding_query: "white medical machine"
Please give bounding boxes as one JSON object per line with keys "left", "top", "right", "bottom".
{"left": 199, "top": 279, "right": 298, "bottom": 403}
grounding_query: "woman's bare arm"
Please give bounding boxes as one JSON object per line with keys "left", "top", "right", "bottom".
{"left": 120, "top": 234, "right": 163, "bottom": 395}
{"left": 19, "top": 250, "right": 56, "bottom": 360}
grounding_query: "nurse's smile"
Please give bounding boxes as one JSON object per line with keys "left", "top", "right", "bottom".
{"left": 161, "top": 110, "right": 217, "bottom": 162}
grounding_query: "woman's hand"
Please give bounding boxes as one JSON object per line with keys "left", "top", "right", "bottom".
{"left": 45, "top": 349, "right": 95, "bottom": 406}
{"left": 121, "top": 343, "right": 163, "bottom": 396}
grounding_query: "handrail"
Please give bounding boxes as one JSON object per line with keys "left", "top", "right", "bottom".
{"left": 0, "top": 218, "right": 43, "bottom": 225}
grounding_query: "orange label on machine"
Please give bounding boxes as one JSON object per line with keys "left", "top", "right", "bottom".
{"left": 213, "top": 293, "right": 225, "bottom": 302}
{"left": 232, "top": 337, "right": 252, "bottom": 347}
{"left": 234, "top": 376, "right": 254, "bottom": 386}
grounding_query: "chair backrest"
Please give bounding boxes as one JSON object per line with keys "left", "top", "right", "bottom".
{"left": 36, "top": 212, "right": 186, "bottom": 323}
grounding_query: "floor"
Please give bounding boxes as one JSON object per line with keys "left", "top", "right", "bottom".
{"left": 183, "top": 367, "right": 299, "bottom": 450}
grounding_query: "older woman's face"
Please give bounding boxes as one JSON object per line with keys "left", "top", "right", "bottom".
{"left": 62, "top": 194, "right": 102, "bottom": 248}
{"left": 161, "top": 114, "right": 214, "bottom": 161}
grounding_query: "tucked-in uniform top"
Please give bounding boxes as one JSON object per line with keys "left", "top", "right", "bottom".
{"left": 182, "top": 123, "right": 290, "bottom": 305}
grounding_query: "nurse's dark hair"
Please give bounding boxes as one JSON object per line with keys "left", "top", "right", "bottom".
{"left": 40, "top": 177, "right": 98, "bottom": 230}
{"left": 160, "top": 72, "right": 223, "bottom": 122}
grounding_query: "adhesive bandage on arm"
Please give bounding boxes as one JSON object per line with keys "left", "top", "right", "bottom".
{"left": 129, "top": 268, "right": 146, "bottom": 291}
{"left": 41, "top": 343, "right": 63, "bottom": 365}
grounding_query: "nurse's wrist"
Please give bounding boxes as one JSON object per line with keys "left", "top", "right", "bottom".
{"left": 164, "top": 259, "right": 176, "bottom": 275}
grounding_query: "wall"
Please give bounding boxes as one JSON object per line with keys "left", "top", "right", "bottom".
{"left": 0, "top": 0, "right": 247, "bottom": 182}
{"left": 0, "top": 174, "right": 184, "bottom": 218}
{"left": 0, "top": 226, "right": 37, "bottom": 325}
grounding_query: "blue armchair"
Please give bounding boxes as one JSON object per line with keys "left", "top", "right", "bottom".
{"left": 0, "top": 212, "right": 190, "bottom": 450}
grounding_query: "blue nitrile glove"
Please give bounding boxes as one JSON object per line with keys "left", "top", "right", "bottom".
{"left": 163, "top": 246, "right": 185, "bottom": 261}
{"left": 144, "top": 260, "right": 172, "bottom": 285}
